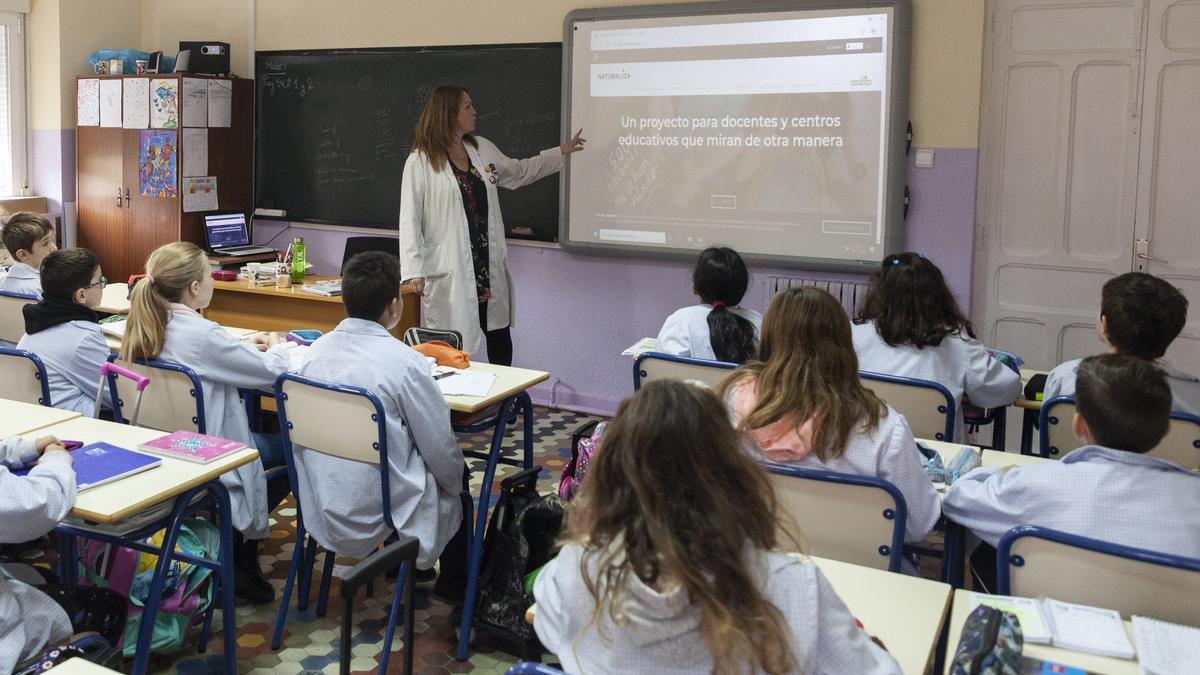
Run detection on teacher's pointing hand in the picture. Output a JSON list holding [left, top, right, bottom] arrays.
[[561, 129, 587, 155]]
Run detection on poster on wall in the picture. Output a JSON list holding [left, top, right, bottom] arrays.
[[77, 79, 100, 126], [181, 128, 208, 177], [150, 78, 179, 129], [182, 78, 208, 127], [139, 130, 177, 198], [122, 77, 149, 128], [99, 79, 122, 127], [208, 80, 232, 127], [182, 176, 218, 212]]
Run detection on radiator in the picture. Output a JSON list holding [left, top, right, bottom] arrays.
[[765, 276, 870, 316]]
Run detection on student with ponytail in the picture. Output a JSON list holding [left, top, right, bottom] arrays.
[[656, 247, 760, 364], [119, 241, 291, 603]]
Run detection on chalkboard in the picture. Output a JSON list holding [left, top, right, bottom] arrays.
[[255, 44, 562, 240]]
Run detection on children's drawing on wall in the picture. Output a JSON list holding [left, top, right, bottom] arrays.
[[140, 130, 178, 198], [150, 77, 179, 129]]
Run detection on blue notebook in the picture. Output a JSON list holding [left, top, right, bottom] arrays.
[[14, 442, 161, 492]]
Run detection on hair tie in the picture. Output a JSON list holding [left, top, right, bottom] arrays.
[[144, 275, 155, 286], [711, 301, 726, 309]]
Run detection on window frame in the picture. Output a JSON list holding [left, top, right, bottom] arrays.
[[0, 10, 26, 197]]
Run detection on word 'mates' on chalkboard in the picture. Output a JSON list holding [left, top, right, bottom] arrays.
[[255, 44, 562, 240]]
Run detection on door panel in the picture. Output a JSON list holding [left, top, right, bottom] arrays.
[[76, 126, 126, 279], [976, 0, 1143, 369], [1133, 0, 1200, 369]]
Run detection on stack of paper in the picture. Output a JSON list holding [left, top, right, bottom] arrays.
[[1133, 615, 1200, 675], [622, 337, 657, 357], [970, 593, 1134, 659], [436, 370, 497, 397], [100, 318, 128, 338]]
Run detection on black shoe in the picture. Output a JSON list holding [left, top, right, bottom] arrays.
[[233, 540, 275, 604], [431, 576, 467, 606]]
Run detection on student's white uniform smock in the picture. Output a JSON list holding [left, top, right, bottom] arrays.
[[534, 543, 901, 675], [0, 262, 41, 298], [18, 321, 110, 415], [155, 305, 289, 539], [398, 137, 563, 355], [943, 445, 1200, 556], [851, 321, 1021, 442], [0, 436, 75, 673], [656, 304, 763, 361], [1044, 357, 1200, 417], [292, 319, 466, 568]]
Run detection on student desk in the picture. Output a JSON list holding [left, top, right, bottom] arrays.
[[205, 274, 420, 338], [448, 362, 550, 660], [0, 397, 81, 436], [96, 282, 130, 314], [943, 590, 1140, 674], [103, 324, 259, 352], [37, 415, 257, 675]]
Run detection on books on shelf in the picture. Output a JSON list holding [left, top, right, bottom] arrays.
[[299, 280, 341, 296], [14, 442, 160, 491], [138, 430, 246, 464], [969, 593, 1135, 659]]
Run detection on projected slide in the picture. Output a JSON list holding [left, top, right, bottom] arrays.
[[564, 6, 906, 268]]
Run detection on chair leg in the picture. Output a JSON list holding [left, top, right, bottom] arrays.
[[197, 596, 215, 653], [378, 561, 408, 675], [298, 536, 319, 611], [316, 549, 336, 617], [272, 522, 308, 650], [402, 558, 414, 675], [520, 392, 534, 470]]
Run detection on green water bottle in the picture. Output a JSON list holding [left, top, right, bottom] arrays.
[[290, 237, 306, 283]]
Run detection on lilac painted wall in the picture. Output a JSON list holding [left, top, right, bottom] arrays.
[[31, 128, 76, 212], [255, 147, 978, 415]]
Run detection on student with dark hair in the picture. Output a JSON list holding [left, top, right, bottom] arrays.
[[294, 251, 469, 600], [944, 354, 1200, 587], [1044, 272, 1196, 416], [17, 249, 111, 415], [657, 247, 761, 363], [853, 252, 1020, 441], [0, 212, 58, 298], [534, 379, 900, 674]]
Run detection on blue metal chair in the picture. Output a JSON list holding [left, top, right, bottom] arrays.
[[0, 346, 51, 405], [763, 463, 908, 572], [1041, 396, 1200, 467], [0, 288, 38, 344], [633, 351, 738, 390], [998, 525, 1200, 624], [505, 663, 566, 674], [859, 371, 956, 441], [271, 372, 418, 675], [104, 354, 207, 432]]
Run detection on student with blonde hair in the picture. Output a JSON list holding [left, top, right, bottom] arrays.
[[120, 241, 290, 602], [534, 380, 899, 674], [721, 286, 941, 547]]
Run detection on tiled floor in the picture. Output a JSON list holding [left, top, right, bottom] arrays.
[[21, 405, 599, 674]]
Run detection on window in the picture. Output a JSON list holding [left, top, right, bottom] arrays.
[[0, 11, 25, 197]]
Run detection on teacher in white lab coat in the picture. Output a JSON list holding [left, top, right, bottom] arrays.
[[398, 85, 585, 364]]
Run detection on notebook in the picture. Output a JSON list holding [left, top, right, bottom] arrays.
[[970, 593, 1135, 659], [138, 431, 245, 464], [1132, 615, 1200, 675], [14, 442, 160, 491]]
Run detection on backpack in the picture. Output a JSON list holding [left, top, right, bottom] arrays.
[[77, 518, 219, 657], [476, 466, 566, 648], [558, 420, 607, 500]]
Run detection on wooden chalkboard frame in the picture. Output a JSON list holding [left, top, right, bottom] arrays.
[[254, 43, 563, 240]]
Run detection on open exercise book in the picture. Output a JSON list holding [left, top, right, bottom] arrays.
[[14, 442, 160, 491], [970, 593, 1135, 659], [1133, 616, 1200, 675]]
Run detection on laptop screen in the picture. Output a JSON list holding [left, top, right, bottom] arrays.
[[204, 212, 250, 248]]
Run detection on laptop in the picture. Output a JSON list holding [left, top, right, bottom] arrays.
[[203, 211, 278, 257]]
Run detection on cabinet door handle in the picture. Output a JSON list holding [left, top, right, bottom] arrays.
[[116, 187, 123, 208], [1137, 252, 1168, 264], [124, 187, 130, 207]]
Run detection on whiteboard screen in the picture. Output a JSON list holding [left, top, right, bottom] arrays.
[[562, 1, 911, 272]]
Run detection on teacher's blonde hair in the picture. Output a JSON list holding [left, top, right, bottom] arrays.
[[411, 84, 477, 172], [120, 241, 208, 363]]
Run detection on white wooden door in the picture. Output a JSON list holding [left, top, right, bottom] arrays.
[[974, 0, 1145, 369], [1131, 0, 1200, 369]]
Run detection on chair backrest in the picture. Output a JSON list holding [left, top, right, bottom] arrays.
[[998, 525, 1200, 625], [106, 355, 205, 432], [274, 373, 395, 528], [0, 289, 37, 343], [340, 236, 399, 274], [403, 326, 464, 351], [0, 347, 51, 405], [764, 463, 907, 572], [633, 351, 738, 391], [859, 371, 956, 441], [1041, 397, 1199, 468]]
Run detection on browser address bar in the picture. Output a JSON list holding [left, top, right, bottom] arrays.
[[590, 14, 886, 51]]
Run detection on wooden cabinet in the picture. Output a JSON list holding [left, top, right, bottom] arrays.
[[75, 75, 253, 282]]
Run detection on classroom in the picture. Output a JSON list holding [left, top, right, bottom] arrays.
[[1, 0, 1198, 673]]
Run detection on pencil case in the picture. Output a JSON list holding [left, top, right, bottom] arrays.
[[286, 329, 322, 346]]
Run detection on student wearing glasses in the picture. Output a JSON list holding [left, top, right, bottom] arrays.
[[17, 248, 112, 415]]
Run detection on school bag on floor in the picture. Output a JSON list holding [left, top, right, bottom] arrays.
[[77, 518, 219, 657], [476, 466, 566, 651], [558, 420, 607, 500]]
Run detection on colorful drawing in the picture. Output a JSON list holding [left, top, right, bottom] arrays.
[[139, 130, 178, 198], [150, 78, 179, 129]]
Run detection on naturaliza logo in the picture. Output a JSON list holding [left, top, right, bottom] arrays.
[[597, 69, 631, 81], [850, 74, 872, 85]]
